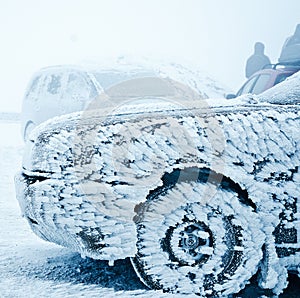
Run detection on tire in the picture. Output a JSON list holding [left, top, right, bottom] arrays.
[[131, 171, 265, 297]]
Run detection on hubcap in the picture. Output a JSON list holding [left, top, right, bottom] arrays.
[[167, 221, 213, 266], [180, 223, 211, 258]]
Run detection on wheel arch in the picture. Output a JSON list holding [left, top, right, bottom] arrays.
[[147, 167, 257, 211], [23, 120, 36, 141]]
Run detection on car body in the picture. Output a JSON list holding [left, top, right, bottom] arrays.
[[15, 66, 300, 297], [21, 63, 228, 141], [226, 63, 300, 99]]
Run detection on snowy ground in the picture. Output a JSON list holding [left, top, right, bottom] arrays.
[[0, 114, 299, 298]]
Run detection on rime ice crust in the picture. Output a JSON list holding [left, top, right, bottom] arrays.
[[16, 66, 300, 297], [132, 180, 264, 296], [15, 99, 300, 296]]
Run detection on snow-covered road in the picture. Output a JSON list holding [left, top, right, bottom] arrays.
[[0, 116, 299, 298]]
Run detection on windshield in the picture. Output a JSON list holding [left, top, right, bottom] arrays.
[[92, 69, 204, 104], [92, 70, 156, 90]]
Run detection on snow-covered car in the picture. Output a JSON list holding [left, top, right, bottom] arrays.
[[21, 65, 153, 141], [15, 67, 300, 297], [226, 62, 300, 99], [21, 62, 227, 141]]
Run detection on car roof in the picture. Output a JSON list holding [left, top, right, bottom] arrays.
[[251, 67, 298, 77], [258, 62, 300, 74], [34, 64, 158, 76]]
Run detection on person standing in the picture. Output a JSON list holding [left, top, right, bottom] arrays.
[[245, 42, 271, 78]]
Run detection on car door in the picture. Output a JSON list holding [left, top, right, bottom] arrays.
[[61, 71, 98, 115], [236, 75, 258, 96], [21, 73, 46, 140], [251, 73, 271, 94], [37, 71, 65, 123]]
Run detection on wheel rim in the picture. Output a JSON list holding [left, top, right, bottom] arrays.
[[164, 219, 213, 266]]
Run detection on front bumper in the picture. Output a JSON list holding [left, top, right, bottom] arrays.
[[14, 170, 137, 261]]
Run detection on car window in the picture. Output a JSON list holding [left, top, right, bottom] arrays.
[[251, 74, 270, 94], [65, 72, 90, 100], [237, 76, 258, 96], [47, 74, 62, 95], [105, 77, 178, 99], [25, 75, 42, 98], [93, 70, 156, 90], [274, 73, 292, 85]]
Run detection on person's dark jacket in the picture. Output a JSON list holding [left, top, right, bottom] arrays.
[[246, 42, 271, 78]]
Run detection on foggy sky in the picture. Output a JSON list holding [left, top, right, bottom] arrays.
[[1, 0, 300, 111]]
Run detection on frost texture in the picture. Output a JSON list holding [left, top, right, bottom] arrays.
[[15, 77, 300, 295], [133, 180, 264, 296], [259, 70, 300, 105]]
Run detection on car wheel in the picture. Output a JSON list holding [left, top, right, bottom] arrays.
[[131, 173, 264, 297]]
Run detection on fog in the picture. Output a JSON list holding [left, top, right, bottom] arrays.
[[1, 0, 300, 112]]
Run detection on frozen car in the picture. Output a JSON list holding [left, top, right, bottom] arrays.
[[15, 68, 300, 297], [226, 63, 300, 99], [21, 65, 155, 141], [21, 63, 227, 141]]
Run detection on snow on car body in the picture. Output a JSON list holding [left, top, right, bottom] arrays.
[[15, 68, 300, 297]]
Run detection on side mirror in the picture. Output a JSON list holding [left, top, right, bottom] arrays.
[[225, 93, 236, 99]]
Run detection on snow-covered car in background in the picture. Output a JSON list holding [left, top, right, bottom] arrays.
[[21, 62, 227, 141], [15, 66, 300, 297], [226, 62, 300, 99]]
